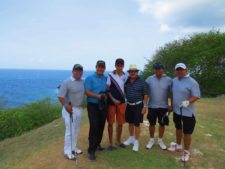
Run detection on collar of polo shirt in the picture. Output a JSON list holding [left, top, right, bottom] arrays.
[[70, 76, 81, 81]]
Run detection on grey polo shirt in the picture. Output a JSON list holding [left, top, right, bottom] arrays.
[[58, 76, 84, 107], [172, 74, 200, 117], [145, 74, 172, 109]]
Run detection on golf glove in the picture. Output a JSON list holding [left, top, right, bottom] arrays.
[[180, 100, 190, 108]]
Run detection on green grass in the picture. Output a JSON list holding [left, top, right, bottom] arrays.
[[0, 98, 225, 169]]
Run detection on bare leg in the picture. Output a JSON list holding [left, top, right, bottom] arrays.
[[158, 125, 165, 138], [176, 129, 183, 145], [129, 123, 134, 136], [134, 126, 140, 140], [184, 134, 191, 150], [117, 124, 123, 144], [149, 125, 155, 138], [108, 124, 113, 145]]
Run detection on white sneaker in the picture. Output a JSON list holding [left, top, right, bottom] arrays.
[[75, 148, 83, 155], [132, 140, 139, 152], [64, 153, 76, 160], [146, 139, 155, 149], [181, 150, 190, 162], [157, 139, 167, 150], [167, 142, 182, 152], [123, 136, 135, 146]]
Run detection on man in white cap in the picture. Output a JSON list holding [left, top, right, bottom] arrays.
[[168, 63, 200, 162], [123, 64, 149, 152], [58, 64, 84, 160]]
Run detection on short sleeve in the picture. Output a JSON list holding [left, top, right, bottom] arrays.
[[191, 81, 201, 98], [144, 81, 149, 95], [58, 81, 67, 98], [84, 76, 92, 90], [106, 75, 111, 86], [168, 78, 172, 93]]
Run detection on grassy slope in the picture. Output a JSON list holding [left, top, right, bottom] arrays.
[[0, 98, 225, 169]]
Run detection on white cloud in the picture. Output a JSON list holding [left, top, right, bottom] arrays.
[[137, 0, 225, 31], [160, 23, 171, 32]]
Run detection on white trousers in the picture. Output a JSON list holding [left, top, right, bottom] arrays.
[[62, 107, 83, 155]]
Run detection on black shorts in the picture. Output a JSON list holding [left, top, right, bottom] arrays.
[[125, 103, 143, 127], [173, 113, 196, 134], [147, 108, 169, 126]]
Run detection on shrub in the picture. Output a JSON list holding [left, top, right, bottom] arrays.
[[0, 98, 61, 141]]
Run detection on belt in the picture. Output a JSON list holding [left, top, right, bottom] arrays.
[[127, 101, 143, 106]]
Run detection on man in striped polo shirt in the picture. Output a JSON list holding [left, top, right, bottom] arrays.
[[123, 64, 149, 152]]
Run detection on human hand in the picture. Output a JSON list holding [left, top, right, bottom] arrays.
[[179, 100, 190, 108], [114, 99, 121, 105], [168, 105, 173, 112], [65, 104, 73, 114], [142, 107, 147, 115]]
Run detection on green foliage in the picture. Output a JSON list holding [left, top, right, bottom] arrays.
[[142, 30, 225, 97], [0, 98, 61, 141], [0, 96, 7, 111]]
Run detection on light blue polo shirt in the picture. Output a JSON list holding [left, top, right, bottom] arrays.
[[84, 73, 107, 104], [146, 74, 172, 109], [172, 74, 200, 117]]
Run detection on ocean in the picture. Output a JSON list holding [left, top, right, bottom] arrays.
[[0, 69, 95, 108]]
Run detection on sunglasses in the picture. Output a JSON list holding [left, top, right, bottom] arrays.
[[129, 70, 138, 73], [176, 68, 185, 71]]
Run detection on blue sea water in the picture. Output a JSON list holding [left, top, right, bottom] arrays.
[[0, 69, 94, 108]]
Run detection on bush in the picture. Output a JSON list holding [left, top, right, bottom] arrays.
[[141, 30, 225, 97], [0, 98, 61, 141]]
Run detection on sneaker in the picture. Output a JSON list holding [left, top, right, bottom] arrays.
[[88, 153, 96, 161], [97, 145, 105, 151], [123, 136, 135, 146], [118, 143, 126, 148], [64, 153, 76, 160], [132, 140, 139, 152], [157, 139, 167, 150], [72, 148, 83, 155], [107, 145, 117, 151], [146, 139, 155, 149], [181, 150, 190, 162], [167, 142, 182, 152]]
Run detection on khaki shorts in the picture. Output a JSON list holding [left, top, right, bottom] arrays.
[[107, 104, 126, 125]]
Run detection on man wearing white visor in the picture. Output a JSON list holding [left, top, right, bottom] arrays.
[[168, 63, 200, 162]]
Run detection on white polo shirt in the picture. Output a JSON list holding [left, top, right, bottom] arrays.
[[106, 72, 128, 94]]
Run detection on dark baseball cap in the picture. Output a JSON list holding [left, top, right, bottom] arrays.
[[96, 60, 106, 67], [73, 64, 83, 71], [115, 58, 124, 66], [153, 63, 164, 69]]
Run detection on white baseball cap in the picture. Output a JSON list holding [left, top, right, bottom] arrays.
[[175, 63, 187, 70]]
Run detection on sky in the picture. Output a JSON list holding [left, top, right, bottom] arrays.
[[0, 0, 225, 71]]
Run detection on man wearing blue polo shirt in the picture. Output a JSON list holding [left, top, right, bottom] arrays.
[[145, 63, 172, 150], [168, 63, 200, 163], [84, 60, 107, 161]]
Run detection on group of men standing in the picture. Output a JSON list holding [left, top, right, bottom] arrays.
[[58, 58, 200, 163]]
